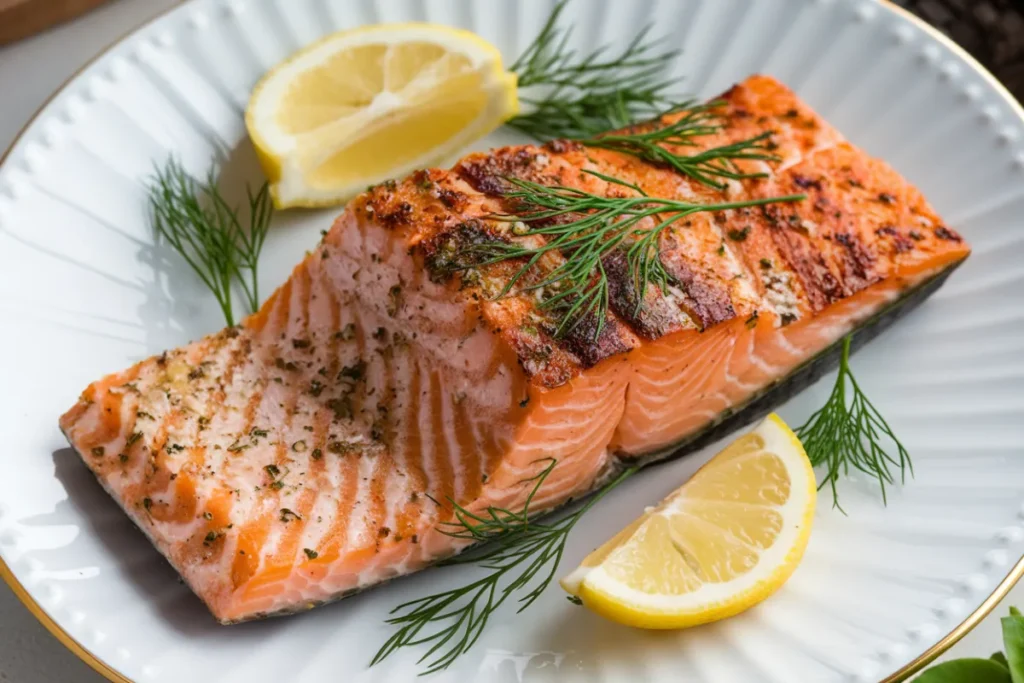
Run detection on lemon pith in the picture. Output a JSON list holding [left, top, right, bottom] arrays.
[[245, 23, 519, 208], [561, 414, 816, 630]]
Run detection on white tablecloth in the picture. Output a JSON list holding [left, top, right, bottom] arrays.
[[0, 1, 1020, 680]]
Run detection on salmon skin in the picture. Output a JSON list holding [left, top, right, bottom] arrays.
[[59, 75, 969, 623]]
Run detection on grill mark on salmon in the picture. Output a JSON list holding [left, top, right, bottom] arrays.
[[603, 250, 690, 339], [659, 250, 738, 329], [59, 75, 969, 623]]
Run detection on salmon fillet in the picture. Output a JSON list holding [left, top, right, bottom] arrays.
[[59, 75, 970, 623]]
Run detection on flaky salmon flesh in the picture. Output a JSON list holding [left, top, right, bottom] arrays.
[[60, 75, 969, 623]]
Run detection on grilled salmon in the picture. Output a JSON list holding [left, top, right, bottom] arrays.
[[59, 75, 970, 623]]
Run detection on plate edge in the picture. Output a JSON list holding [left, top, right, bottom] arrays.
[[0, 1, 1021, 682], [878, 2, 1024, 680], [0, 555, 131, 683], [0, 4, 186, 682]]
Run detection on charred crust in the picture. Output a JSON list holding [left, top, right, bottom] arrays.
[[833, 232, 878, 288], [934, 226, 963, 242], [437, 188, 467, 211], [767, 213, 844, 312], [542, 139, 582, 155], [505, 327, 578, 389], [788, 245, 844, 310], [792, 174, 822, 191], [892, 235, 915, 253], [455, 147, 553, 196], [555, 313, 636, 369], [876, 225, 915, 254], [380, 201, 413, 227], [363, 185, 414, 229], [660, 254, 736, 329], [420, 220, 508, 284], [603, 250, 682, 339]]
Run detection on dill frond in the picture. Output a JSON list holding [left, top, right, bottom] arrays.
[[579, 101, 781, 190], [455, 173, 804, 339], [147, 158, 273, 325], [372, 460, 636, 675], [796, 336, 912, 511], [507, 0, 678, 140]]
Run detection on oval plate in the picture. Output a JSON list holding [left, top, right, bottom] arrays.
[[1, 0, 1023, 681]]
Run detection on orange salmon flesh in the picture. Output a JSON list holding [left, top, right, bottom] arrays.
[[59, 75, 969, 623]]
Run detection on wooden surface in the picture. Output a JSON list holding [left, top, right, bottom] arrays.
[[0, 0, 115, 46]]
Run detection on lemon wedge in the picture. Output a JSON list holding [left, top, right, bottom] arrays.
[[561, 414, 816, 629], [245, 24, 519, 208]]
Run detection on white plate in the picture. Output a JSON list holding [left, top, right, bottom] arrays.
[[1, 0, 1023, 681]]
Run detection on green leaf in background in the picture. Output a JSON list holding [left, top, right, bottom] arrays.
[[1002, 606, 1024, 683], [994, 652, 1011, 668], [913, 658, 1011, 683]]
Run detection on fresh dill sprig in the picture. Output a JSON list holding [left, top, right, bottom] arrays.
[[148, 158, 273, 325], [457, 173, 804, 339], [507, 0, 678, 140], [372, 460, 637, 675], [579, 102, 780, 190], [796, 336, 912, 511], [207, 178, 272, 315]]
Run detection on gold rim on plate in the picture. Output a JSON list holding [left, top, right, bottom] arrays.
[[0, 1, 1021, 682]]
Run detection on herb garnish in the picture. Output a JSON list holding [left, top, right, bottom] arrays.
[[372, 460, 636, 674], [454, 172, 803, 338], [578, 104, 779, 190], [796, 337, 911, 510], [148, 157, 273, 326], [507, 0, 678, 140], [339, 360, 366, 381], [727, 226, 751, 241], [914, 606, 1022, 682]]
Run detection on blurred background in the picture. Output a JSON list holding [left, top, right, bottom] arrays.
[[0, 0, 1021, 681], [895, 0, 1024, 99], [1, 0, 1023, 101]]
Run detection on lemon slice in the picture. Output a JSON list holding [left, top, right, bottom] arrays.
[[246, 24, 519, 208], [561, 414, 816, 629]]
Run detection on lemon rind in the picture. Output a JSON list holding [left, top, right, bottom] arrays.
[[244, 22, 519, 209], [566, 415, 817, 628]]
